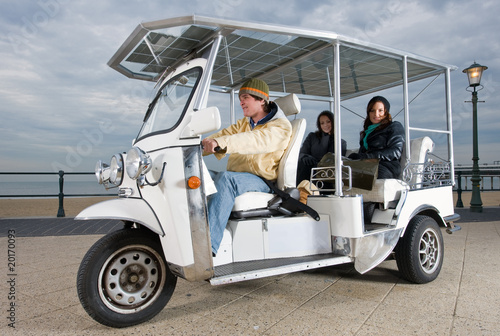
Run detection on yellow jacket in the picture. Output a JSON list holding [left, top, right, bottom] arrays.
[[208, 105, 292, 181]]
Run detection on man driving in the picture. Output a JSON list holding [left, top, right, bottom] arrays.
[[202, 78, 292, 255]]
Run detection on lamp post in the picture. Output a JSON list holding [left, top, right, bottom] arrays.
[[462, 61, 488, 213]]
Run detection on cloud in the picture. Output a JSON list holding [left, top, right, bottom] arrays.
[[0, 0, 499, 175]]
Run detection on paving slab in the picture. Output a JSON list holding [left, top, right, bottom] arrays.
[[0, 208, 499, 335]]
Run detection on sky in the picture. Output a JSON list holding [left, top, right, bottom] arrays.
[[1, 0, 499, 175]]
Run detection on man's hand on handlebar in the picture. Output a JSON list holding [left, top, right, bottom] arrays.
[[202, 138, 221, 153]]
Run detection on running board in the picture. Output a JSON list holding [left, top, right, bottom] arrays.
[[209, 254, 353, 286]]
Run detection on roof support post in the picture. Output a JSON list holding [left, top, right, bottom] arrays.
[[402, 55, 410, 162], [333, 43, 343, 196], [193, 34, 223, 111], [230, 89, 236, 124], [445, 67, 455, 183]]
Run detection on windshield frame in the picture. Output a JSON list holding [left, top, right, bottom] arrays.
[[135, 66, 203, 142]]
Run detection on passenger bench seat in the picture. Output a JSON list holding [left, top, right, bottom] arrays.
[[343, 136, 434, 208]]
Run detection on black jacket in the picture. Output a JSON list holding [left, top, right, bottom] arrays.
[[299, 132, 347, 161], [296, 132, 347, 184], [356, 121, 405, 179]]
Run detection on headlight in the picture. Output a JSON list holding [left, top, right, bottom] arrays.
[[126, 147, 152, 180], [109, 154, 124, 185], [95, 160, 110, 184]]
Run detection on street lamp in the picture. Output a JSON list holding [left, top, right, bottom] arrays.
[[462, 61, 488, 213]]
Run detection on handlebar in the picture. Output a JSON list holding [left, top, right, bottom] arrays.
[[200, 141, 222, 153]]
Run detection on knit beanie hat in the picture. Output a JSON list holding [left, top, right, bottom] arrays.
[[368, 96, 390, 113], [239, 78, 269, 102]]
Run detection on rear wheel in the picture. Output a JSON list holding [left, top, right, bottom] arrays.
[[395, 215, 443, 284], [77, 228, 177, 327]]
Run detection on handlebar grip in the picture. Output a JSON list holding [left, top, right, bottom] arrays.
[[200, 141, 222, 153]]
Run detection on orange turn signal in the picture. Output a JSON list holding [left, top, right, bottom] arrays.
[[187, 176, 201, 189]]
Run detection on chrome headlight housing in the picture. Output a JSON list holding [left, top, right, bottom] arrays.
[[126, 147, 152, 180], [109, 153, 124, 185], [95, 160, 110, 184]]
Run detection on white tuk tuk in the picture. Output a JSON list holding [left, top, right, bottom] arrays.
[[76, 15, 461, 327]]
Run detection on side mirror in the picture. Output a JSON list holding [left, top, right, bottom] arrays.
[[181, 106, 221, 138]]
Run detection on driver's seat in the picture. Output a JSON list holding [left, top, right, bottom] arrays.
[[231, 93, 306, 218]]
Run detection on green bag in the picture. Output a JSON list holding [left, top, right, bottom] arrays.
[[317, 153, 379, 190]]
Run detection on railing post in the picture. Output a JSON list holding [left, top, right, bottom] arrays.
[[57, 170, 66, 217], [456, 171, 464, 208]]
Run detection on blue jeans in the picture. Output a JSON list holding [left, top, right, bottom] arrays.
[[208, 171, 270, 254]]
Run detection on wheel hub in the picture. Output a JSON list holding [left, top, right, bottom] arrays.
[[419, 229, 440, 274], [100, 248, 163, 311], [120, 264, 147, 292]]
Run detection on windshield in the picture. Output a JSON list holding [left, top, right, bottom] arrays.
[[137, 67, 202, 140]]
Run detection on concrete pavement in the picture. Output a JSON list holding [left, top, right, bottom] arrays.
[[0, 208, 499, 335]]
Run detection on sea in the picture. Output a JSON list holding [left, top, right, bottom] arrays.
[[0, 179, 116, 198]]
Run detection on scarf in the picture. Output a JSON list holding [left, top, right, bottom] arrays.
[[363, 123, 379, 150]]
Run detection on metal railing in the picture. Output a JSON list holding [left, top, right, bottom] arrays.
[[1, 166, 498, 215], [310, 160, 453, 193], [454, 166, 500, 207], [0, 171, 112, 217]]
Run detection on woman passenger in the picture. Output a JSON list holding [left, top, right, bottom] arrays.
[[348, 96, 404, 179], [296, 110, 347, 185]]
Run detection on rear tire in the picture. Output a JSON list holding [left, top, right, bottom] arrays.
[[395, 215, 443, 284], [77, 228, 177, 327]]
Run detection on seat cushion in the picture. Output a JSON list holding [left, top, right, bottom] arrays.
[[232, 192, 274, 212], [344, 178, 409, 208]]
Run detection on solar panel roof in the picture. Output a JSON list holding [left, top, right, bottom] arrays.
[[108, 15, 456, 100]]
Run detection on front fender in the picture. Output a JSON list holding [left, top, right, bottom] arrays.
[[75, 198, 164, 235]]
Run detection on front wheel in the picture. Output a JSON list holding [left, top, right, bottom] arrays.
[[77, 228, 177, 328], [395, 215, 444, 284]]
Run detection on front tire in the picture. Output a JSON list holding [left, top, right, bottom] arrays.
[[77, 228, 177, 328], [395, 215, 444, 284]]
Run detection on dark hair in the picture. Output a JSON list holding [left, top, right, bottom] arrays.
[[362, 96, 392, 134], [315, 110, 334, 139], [250, 94, 272, 113]]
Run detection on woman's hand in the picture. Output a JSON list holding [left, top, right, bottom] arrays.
[[348, 152, 361, 160], [301, 154, 317, 166]]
